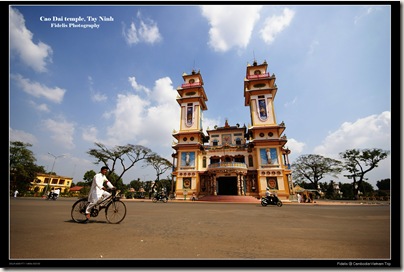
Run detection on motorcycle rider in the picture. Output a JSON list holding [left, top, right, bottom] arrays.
[[265, 187, 275, 203], [54, 188, 60, 198]]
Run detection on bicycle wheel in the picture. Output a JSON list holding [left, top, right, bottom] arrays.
[[105, 200, 126, 224], [162, 196, 168, 203], [71, 198, 89, 223], [152, 197, 158, 203]]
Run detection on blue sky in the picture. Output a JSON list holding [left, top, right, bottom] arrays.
[[9, 4, 393, 188]]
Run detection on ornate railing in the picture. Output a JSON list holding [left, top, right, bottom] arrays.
[[246, 73, 270, 80], [208, 162, 247, 169], [181, 82, 202, 88]]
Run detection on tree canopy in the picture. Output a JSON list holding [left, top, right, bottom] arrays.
[[291, 154, 343, 189], [340, 148, 389, 199], [9, 141, 45, 192], [87, 142, 153, 184]]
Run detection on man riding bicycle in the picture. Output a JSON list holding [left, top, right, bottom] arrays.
[[85, 166, 115, 220]]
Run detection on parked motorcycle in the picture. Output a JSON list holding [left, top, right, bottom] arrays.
[[261, 195, 282, 207]]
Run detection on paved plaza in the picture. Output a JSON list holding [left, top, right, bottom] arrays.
[[7, 197, 396, 268]]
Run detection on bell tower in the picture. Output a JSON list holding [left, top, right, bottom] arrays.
[[244, 59, 292, 200], [244, 59, 277, 126], [171, 69, 209, 198]]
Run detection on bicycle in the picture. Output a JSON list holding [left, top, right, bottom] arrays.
[[71, 189, 127, 224]]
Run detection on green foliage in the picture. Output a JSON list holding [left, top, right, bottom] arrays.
[[9, 141, 46, 193], [87, 142, 153, 185], [376, 179, 390, 190], [291, 154, 343, 189], [83, 170, 96, 183], [340, 148, 389, 199]]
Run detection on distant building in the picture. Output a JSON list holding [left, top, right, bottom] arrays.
[[30, 173, 73, 195], [171, 60, 293, 201]]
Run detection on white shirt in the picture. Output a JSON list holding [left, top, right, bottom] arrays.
[[88, 172, 114, 203]]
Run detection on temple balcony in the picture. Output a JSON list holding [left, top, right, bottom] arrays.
[[181, 82, 202, 88], [208, 162, 248, 170], [246, 73, 271, 80]]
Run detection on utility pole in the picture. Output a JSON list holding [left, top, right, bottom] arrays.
[[44, 152, 65, 196]]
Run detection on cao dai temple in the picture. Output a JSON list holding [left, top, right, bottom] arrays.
[[171, 59, 293, 201]]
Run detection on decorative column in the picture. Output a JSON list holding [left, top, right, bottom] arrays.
[[213, 175, 217, 195], [237, 174, 241, 196]]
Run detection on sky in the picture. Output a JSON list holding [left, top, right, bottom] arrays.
[[9, 3, 394, 189]]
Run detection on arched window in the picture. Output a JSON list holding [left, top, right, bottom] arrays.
[[248, 155, 253, 167]]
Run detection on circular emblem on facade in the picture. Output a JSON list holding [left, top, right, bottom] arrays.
[[189, 79, 195, 84], [190, 137, 194, 141], [259, 133, 264, 137], [268, 179, 277, 189], [268, 132, 273, 137], [184, 180, 191, 187], [183, 137, 187, 141]]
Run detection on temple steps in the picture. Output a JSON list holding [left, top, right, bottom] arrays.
[[197, 195, 261, 203]]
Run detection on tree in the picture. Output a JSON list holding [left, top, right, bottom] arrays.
[[340, 148, 389, 200], [87, 142, 152, 185], [291, 154, 343, 191], [144, 153, 173, 198], [83, 170, 96, 184], [9, 141, 45, 193], [376, 178, 390, 190]]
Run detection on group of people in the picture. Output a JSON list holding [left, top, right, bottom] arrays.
[[48, 187, 61, 198], [296, 192, 314, 203]]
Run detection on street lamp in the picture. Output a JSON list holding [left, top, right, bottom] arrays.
[[44, 152, 65, 196]]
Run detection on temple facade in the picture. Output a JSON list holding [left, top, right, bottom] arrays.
[[171, 60, 293, 201]]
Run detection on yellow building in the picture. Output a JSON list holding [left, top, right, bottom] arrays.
[[30, 173, 73, 195], [171, 60, 293, 201]]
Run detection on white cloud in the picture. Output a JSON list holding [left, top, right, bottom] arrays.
[[9, 7, 53, 73], [259, 8, 295, 45], [88, 76, 107, 102], [82, 126, 99, 143], [284, 138, 306, 156], [29, 101, 50, 112], [42, 118, 75, 149], [88, 76, 179, 160], [122, 22, 139, 45], [11, 74, 66, 103], [313, 111, 391, 158], [284, 96, 298, 108], [122, 12, 162, 46], [9, 128, 37, 145], [354, 6, 379, 25], [105, 93, 149, 145], [307, 40, 319, 55], [138, 20, 162, 44], [129, 76, 150, 94], [201, 5, 262, 52]]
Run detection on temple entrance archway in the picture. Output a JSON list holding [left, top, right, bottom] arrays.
[[217, 176, 237, 195]]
